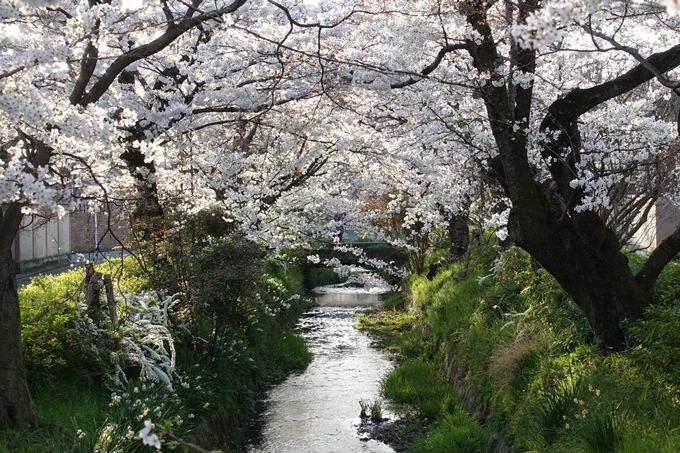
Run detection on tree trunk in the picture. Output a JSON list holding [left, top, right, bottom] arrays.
[[0, 143, 51, 428], [507, 208, 649, 350], [448, 212, 470, 260], [0, 235, 36, 429]]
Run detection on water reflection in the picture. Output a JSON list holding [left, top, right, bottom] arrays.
[[246, 287, 394, 453]]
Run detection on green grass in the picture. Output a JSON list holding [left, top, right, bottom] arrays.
[[359, 245, 680, 453], [412, 411, 491, 453], [265, 330, 311, 381], [381, 360, 458, 419], [0, 379, 108, 453]]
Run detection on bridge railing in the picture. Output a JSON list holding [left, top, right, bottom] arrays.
[[316, 226, 387, 248]]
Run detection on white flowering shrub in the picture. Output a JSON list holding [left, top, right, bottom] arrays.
[[106, 292, 177, 391]]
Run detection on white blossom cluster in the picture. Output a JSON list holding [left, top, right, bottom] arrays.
[[107, 292, 177, 390], [1, 0, 679, 275]]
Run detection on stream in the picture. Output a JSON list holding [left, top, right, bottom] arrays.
[[245, 284, 396, 453]]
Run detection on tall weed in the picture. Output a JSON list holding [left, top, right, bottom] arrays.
[[532, 378, 582, 444], [381, 360, 457, 418]]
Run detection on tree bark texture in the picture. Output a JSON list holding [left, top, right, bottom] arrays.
[[0, 229, 36, 429], [0, 141, 51, 428]]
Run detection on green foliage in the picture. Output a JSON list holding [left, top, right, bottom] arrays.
[[265, 331, 311, 381], [304, 267, 344, 289], [96, 256, 154, 295], [369, 399, 385, 422], [0, 380, 108, 453], [10, 211, 311, 453], [19, 270, 110, 381], [195, 238, 264, 323], [359, 398, 370, 418], [358, 398, 387, 422], [412, 411, 491, 453], [653, 261, 680, 305], [356, 308, 420, 359], [624, 255, 680, 388], [531, 378, 581, 443], [71, 379, 189, 453], [381, 360, 458, 419], [265, 260, 305, 295], [574, 405, 619, 453], [360, 243, 680, 453], [382, 290, 407, 310], [625, 303, 680, 387]]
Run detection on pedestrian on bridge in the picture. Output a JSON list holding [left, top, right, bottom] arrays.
[[333, 212, 346, 243]]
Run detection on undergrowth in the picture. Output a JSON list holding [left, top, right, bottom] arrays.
[[360, 244, 680, 453], [2, 244, 312, 453]]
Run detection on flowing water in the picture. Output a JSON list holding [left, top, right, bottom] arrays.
[[245, 285, 395, 453]]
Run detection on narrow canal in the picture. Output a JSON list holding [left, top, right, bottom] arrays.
[[246, 284, 395, 453]]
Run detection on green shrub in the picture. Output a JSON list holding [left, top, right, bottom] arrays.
[[20, 271, 110, 381], [265, 260, 304, 295]]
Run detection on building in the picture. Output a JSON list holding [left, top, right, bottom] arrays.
[[11, 212, 71, 274], [11, 204, 129, 275], [628, 197, 680, 253]]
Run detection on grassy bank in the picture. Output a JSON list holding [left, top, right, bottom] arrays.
[[359, 245, 680, 452], [1, 250, 313, 453]]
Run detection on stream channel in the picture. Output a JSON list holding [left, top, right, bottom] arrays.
[[245, 283, 396, 453]]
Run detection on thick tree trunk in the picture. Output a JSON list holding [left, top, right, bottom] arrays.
[[508, 208, 649, 350], [120, 145, 164, 221], [0, 207, 36, 429]]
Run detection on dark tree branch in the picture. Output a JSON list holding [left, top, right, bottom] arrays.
[[636, 220, 680, 297], [75, 0, 249, 107], [69, 41, 99, 105], [391, 43, 468, 88], [540, 43, 680, 202], [0, 66, 25, 80]]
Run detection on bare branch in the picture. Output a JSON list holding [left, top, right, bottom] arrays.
[[582, 23, 680, 90], [0, 66, 25, 80], [391, 43, 468, 88]]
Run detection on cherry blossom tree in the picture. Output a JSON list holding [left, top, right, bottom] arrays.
[[402, 0, 680, 350], [264, 0, 680, 350], [0, 0, 398, 429], [1, 0, 254, 429], [4, 0, 680, 431]]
